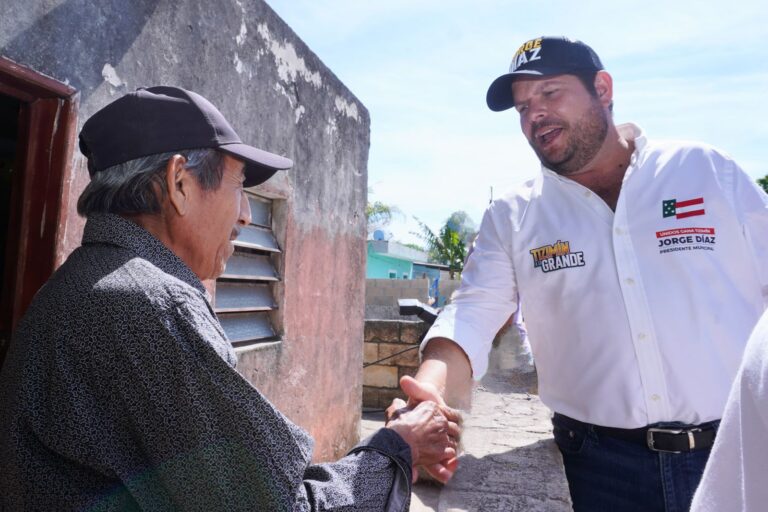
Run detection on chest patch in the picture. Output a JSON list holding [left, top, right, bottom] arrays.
[[656, 227, 716, 254], [529, 240, 586, 273]]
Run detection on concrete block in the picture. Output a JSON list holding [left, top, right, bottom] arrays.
[[363, 386, 406, 410], [364, 305, 401, 321], [400, 321, 430, 344], [364, 320, 401, 343], [376, 387, 407, 409], [362, 386, 380, 409], [378, 343, 420, 367], [369, 289, 385, 299], [363, 365, 399, 388], [363, 342, 379, 364], [368, 296, 393, 306]]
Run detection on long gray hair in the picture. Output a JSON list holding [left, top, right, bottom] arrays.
[[77, 148, 224, 217]]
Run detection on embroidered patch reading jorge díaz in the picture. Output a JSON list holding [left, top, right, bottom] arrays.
[[656, 227, 716, 254], [529, 240, 585, 273]]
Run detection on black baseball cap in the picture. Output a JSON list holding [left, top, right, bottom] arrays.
[[486, 36, 604, 112], [79, 86, 293, 187]]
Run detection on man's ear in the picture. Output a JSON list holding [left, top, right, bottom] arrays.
[[165, 154, 192, 216], [593, 71, 613, 108]]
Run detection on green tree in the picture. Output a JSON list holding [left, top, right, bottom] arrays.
[[366, 201, 395, 233], [445, 210, 478, 245], [413, 218, 467, 280], [758, 175, 768, 194]]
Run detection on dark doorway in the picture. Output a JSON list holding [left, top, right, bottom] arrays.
[[0, 94, 21, 353], [0, 58, 78, 366]]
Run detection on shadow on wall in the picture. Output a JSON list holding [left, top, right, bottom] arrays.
[[2, 0, 160, 99]]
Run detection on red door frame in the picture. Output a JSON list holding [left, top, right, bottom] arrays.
[[0, 57, 78, 336]]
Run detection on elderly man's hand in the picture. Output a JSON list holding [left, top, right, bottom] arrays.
[[389, 376, 464, 483], [385, 400, 459, 471]]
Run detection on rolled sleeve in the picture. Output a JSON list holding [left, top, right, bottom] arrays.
[[421, 202, 519, 379]]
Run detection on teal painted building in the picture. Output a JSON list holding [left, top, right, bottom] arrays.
[[366, 248, 414, 279], [366, 240, 430, 279]]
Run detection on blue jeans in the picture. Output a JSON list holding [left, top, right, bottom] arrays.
[[552, 414, 716, 512]]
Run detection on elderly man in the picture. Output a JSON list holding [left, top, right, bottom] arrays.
[[0, 87, 457, 511], [399, 37, 768, 511]]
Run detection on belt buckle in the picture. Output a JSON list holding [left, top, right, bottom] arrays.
[[646, 427, 702, 453]]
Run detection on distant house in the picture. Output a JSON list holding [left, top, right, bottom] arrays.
[[367, 239, 427, 279]]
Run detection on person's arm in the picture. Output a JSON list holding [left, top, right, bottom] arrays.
[[300, 400, 459, 511], [420, 200, 519, 384], [396, 201, 520, 481], [405, 338, 473, 411], [44, 288, 452, 511]]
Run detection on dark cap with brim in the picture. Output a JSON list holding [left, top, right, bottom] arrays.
[[486, 36, 604, 112], [79, 86, 292, 187]]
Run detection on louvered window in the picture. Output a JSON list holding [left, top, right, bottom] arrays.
[[215, 193, 281, 349]]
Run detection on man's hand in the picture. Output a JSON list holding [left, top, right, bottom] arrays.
[[400, 375, 443, 408], [388, 377, 463, 483], [385, 400, 460, 477], [388, 338, 473, 483]]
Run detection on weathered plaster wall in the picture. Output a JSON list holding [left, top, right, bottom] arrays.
[[1, 0, 369, 460]]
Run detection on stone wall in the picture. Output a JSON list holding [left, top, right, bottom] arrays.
[[1, 0, 368, 461], [363, 319, 430, 409]]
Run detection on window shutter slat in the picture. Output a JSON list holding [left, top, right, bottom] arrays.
[[215, 282, 276, 312], [221, 252, 278, 281], [219, 312, 276, 344], [248, 195, 272, 228], [234, 225, 281, 252]]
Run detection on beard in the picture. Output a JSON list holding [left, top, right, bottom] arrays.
[[529, 99, 609, 176]]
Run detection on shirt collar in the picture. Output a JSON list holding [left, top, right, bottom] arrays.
[[82, 213, 206, 294], [540, 122, 647, 180]]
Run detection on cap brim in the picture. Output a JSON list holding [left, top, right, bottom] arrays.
[[486, 68, 577, 112], [218, 142, 293, 187]]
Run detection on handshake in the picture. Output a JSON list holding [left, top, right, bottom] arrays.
[[384, 376, 464, 483]]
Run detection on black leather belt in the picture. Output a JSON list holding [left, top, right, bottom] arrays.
[[554, 413, 719, 453]]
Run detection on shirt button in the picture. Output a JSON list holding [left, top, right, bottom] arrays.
[[638, 332, 647, 340], [584, 190, 592, 198], [625, 277, 635, 285], [651, 394, 661, 401], [615, 227, 625, 235]]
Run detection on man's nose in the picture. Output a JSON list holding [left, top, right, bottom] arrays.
[[238, 191, 252, 226], [528, 98, 548, 121]]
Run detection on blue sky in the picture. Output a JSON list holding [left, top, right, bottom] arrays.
[[267, 1, 768, 244]]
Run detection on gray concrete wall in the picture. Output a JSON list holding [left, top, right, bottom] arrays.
[[1, 0, 369, 461], [365, 277, 462, 319]]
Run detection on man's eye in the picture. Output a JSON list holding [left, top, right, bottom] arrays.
[[543, 88, 558, 97], [515, 105, 528, 113]]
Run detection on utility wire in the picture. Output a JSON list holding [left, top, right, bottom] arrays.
[[363, 345, 419, 368]]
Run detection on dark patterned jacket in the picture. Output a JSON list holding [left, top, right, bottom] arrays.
[[0, 213, 412, 511]]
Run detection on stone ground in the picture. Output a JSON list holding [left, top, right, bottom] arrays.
[[362, 331, 573, 511]]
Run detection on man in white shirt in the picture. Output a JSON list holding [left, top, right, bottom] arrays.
[[398, 36, 768, 511]]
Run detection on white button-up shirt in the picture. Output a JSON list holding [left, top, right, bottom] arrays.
[[423, 124, 768, 428]]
